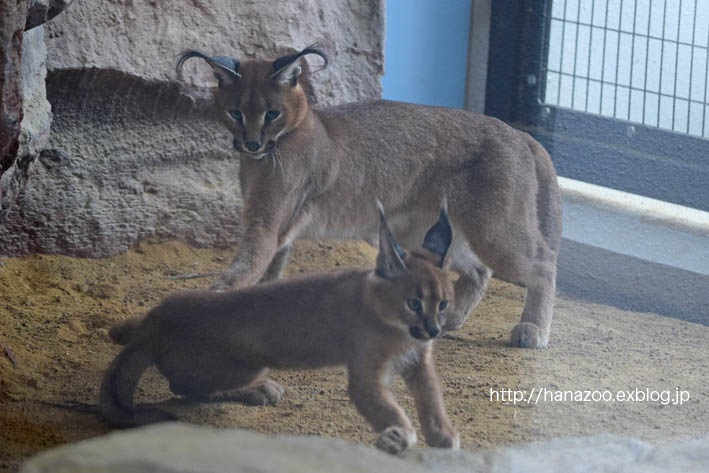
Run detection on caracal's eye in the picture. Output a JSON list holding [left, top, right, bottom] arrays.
[[407, 299, 422, 312], [229, 109, 243, 122], [265, 110, 281, 122], [439, 300, 448, 311]]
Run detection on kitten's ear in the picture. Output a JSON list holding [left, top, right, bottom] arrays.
[[422, 198, 453, 268], [177, 50, 241, 88], [375, 200, 407, 279], [270, 44, 328, 87]]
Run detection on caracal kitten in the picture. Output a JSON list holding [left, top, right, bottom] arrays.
[[100, 202, 459, 454]]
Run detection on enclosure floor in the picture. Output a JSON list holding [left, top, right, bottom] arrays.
[[1, 240, 707, 472]]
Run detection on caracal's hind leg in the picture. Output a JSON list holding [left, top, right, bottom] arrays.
[[443, 240, 492, 332], [159, 349, 283, 404], [510, 248, 557, 348], [165, 366, 259, 401], [509, 135, 563, 348], [451, 134, 561, 348], [209, 370, 285, 406], [258, 244, 292, 283], [475, 229, 559, 348], [456, 210, 559, 348]]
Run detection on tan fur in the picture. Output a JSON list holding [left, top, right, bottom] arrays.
[[177, 46, 562, 348], [108, 317, 143, 345], [99, 210, 459, 454]]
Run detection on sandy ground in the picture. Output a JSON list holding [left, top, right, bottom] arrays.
[[1, 240, 708, 472]]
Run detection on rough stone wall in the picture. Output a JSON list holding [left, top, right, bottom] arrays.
[[0, 0, 384, 257], [25, 0, 74, 30], [44, 0, 384, 105], [0, 0, 30, 217], [19, 27, 51, 161], [0, 1, 73, 218]]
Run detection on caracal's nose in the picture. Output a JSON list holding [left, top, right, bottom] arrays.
[[424, 318, 441, 338], [245, 141, 262, 152]]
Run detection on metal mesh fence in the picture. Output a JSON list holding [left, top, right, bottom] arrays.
[[543, 0, 709, 138]]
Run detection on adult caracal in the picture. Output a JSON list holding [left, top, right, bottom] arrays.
[[177, 45, 562, 348], [100, 203, 458, 454]]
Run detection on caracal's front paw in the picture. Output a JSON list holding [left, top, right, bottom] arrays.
[[425, 427, 460, 450], [239, 379, 285, 406], [209, 280, 231, 292], [442, 315, 465, 333], [511, 322, 548, 348], [375, 426, 417, 455], [442, 308, 471, 333], [210, 269, 240, 292]]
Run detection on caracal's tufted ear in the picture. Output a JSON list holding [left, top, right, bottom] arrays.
[[176, 50, 241, 88], [422, 198, 453, 268], [270, 44, 328, 87]]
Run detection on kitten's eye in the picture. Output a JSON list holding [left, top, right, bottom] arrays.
[[407, 299, 422, 312], [265, 110, 281, 122], [439, 300, 448, 311], [229, 109, 243, 122]]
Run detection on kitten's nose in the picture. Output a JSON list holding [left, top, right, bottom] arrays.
[[244, 141, 262, 152], [423, 318, 441, 338]]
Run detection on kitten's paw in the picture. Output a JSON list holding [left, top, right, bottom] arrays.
[[442, 312, 467, 332], [208, 281, 230, 292], [425, 427, 460, 450], [240, 379, 285, 406], [450, 432, 461, 450], [511, 322, 548, 348], [213, 379, 285, 405], [375, 426, 417, 455], [209, 269, 240, 292], [259, 379, 286, 402]]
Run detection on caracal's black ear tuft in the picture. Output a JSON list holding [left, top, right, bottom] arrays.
[[375, 199, 408, 279], [176, 50, 241, 88], [422, 198, 453, 268], [270, 43, 329, 87]]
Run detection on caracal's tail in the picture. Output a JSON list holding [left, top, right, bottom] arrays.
[[99, 338, 175, 427]]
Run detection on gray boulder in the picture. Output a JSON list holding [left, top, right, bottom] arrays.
[[18, 423, 709, 473]]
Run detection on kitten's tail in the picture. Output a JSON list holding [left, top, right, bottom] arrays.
[[99, 338, 175, 427], [108, 317, 144, 345]]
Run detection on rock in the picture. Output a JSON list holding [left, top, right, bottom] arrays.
[[19, 423, 428, 473], [0, 71, 241, 257], [25, 0, 73, 31], [18, 423, 709, 473], [1, 25, 51, 220], [19, 26, 51, 169], [0, 0, 385, 257], [0, 0, 29, 216], [44, 0, 384, 105], [1, 0, 71, 221]]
